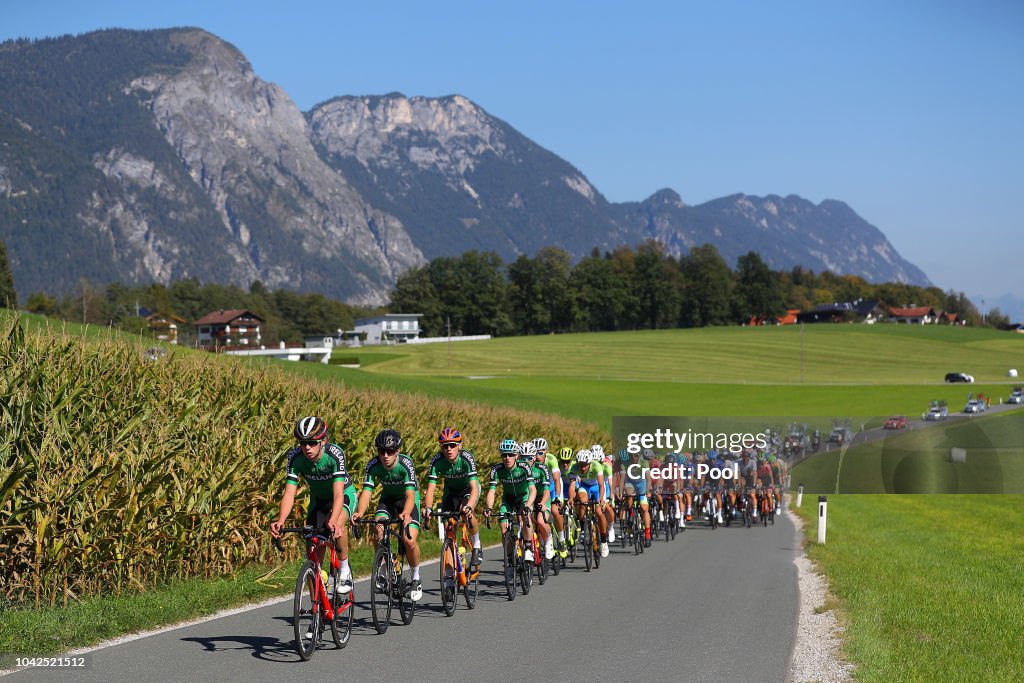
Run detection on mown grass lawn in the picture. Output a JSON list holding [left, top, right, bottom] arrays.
[[793, 496, 1024, 682]]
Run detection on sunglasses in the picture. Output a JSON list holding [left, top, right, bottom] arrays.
[[440, 442, 459, 449], [299, 439, 323, 447], [501, 452, 518, 458], [378, 447, 399, 455]]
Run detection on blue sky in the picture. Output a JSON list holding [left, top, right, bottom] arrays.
[[5, 1, 1022, 318]]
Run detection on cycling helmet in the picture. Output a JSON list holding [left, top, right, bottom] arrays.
[[438, 427, 462, 443], [374, 428, 402, 451], [532, 437, 548, 454], [557, 446, 574, 462], [499, 438, 519, 454], [666, 453, 679, 464], [520, 441, 538, 459], [294, 416, 328, 441], [642, 448, 655, 460], [575, 449, 593, 463], [618, 449, 630, 463], [590, 444, 604, 457]]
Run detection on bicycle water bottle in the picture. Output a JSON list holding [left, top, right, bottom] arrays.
[[457, 545, 467, 572]]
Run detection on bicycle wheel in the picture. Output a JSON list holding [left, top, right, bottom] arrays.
[[633, 516, 642, 555], [744, 504, 752, 529], [520, 551, 532, 595], [370, 547, 393, 634], [398, 561, 415, 625], [464, 559, 479, 609], [293, 561, 319, 660], [619, 515, 628, 548], [567, 515, 578, 564], [593, 521, 602, 569], [502, 530, 517, 601], [581, 519, 593, 572], [329, 570, 353, 649], [440, 538, 458, 617]]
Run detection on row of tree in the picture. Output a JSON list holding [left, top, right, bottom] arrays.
[[19, 276, 374, 346], [390, 242, 1001, 337], [3, 236, 1010, 339]]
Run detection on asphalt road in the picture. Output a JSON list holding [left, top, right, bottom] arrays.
[[7, 514, 799, 682]]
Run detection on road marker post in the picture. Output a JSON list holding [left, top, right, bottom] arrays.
[[817, 495, 827, 544], [796, 483, 804, 507]]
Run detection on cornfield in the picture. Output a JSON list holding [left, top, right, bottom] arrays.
[[0, 315, 603, 607]]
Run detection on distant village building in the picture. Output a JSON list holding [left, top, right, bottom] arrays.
[[145, 312, 187, 344], [796, 300, 884, 324], [193, 309, 265, 348], [354, 314, 423, 344], [888, 306, 938, 324]]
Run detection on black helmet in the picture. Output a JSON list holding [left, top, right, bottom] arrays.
[[294, 416, 328, 441], [374, 429, 403, 451]]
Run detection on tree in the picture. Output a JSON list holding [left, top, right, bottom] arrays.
[[25, 291, 58, 316], [0, 238, 16, 308], [390, 265, 443, 336], [633, 241, 680, 329], [569, 251, 630, 332], [733, 251, 783, 322], [680, 244, 732, 327]]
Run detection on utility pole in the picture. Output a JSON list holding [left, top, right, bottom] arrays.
[[800, 322, 805, 383], [447, 314, 451, 369]]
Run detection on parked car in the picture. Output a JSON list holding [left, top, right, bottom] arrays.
[[1008, 386, 1024, 404], [884, 415, 908, 430], [925, 400, 949, 421], [945, 372, 974, 383]]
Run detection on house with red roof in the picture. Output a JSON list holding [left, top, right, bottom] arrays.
[[888, 306, 938, 324], [192, 309, 265, 348]]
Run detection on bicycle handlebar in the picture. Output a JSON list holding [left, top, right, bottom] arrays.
[[352, 516, 413, 539], [273, 525, 333, 552]]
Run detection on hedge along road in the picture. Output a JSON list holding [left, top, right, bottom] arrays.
[[5, 516, 799, 681]]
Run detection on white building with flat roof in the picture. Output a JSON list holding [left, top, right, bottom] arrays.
[[354, 314, 423, 344]]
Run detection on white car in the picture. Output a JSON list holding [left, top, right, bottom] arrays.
[[924, 400, 949, 420], [1008, 387, 1024, 404], [963, 399, 986, 414]]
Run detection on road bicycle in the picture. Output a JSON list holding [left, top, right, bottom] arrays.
[[427, 508, 480, 616], [274, 526, 354, 660], [575, 499, 602, 571], [530, 504, 551, 585], [659, 492, 678, 540], [485, 507, 532, 600], [353, 517, 415, 633], [558, 499, 579, 566], [758, 487, 776, 527]]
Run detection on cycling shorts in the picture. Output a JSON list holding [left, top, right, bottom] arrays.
[[375, 493, 421, 529], [304, 487, 357, 528], [577, 480, 601, 501]]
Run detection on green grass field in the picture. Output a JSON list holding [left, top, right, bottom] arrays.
[[793, 496, 1024, 682], [8, 313, 1023, 678]]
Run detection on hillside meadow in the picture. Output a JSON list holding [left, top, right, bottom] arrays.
[[4, 311, 1022, 675]]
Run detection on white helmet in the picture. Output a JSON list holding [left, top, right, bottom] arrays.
[[519, 441, 538, 459], [575, 449, 593, 463], [590, 444, 604, 457], [532, 437, 548, 454]]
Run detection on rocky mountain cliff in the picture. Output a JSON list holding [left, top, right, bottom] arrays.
[[613, 189, 930, 284], [0, 28, 931, 305]]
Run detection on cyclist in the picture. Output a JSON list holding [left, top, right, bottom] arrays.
[[662, 453, 685, 531], [617, 448, 652, 546], [592, 444, 616, 543], [484, 439, 537, 563], [351, 429, 424, 602], [270, 416, 357, 595], [535, 437, 566, 559], [567, 449, 610, 558], [756, 455, 776, 517], [520, 441, 554, 560], [422, 427, 483, 567], [552, 446, 576, 554]]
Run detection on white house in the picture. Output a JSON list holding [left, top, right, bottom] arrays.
[[354, 314, 423, 344]]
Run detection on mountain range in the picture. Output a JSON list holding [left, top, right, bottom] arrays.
[[0, 28, 931, 306]]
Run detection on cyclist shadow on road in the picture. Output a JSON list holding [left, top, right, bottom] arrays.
[[180, 634, 297, 663]]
